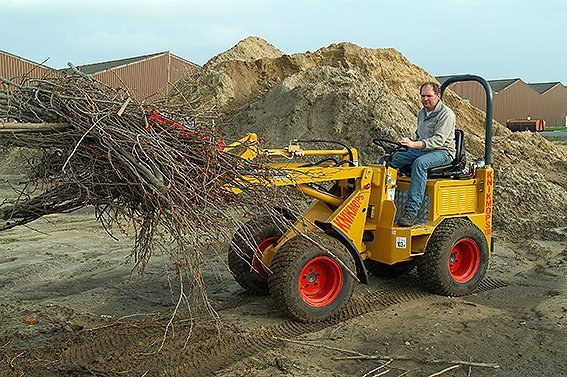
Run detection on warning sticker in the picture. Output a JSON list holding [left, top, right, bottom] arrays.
[[396, 237, 407, 249], [387, 188, 396, 201]]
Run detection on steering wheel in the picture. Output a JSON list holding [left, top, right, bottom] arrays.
[[372, 138, 409, 155]]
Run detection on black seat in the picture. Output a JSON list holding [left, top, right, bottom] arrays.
[[427, 129, 466, 178], [399, 129, 467, 179]]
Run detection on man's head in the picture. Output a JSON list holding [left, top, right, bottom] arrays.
[[420, 82, 440, 112]]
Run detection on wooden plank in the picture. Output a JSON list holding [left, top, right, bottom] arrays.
[[0, 122, 70, 131]]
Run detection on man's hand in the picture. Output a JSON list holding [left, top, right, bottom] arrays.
[[399, 138, 423, 149]]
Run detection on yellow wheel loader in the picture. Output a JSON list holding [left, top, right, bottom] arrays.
[[227, 75, 495, 322]]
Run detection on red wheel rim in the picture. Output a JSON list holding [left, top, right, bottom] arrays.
[[298, 256, 343, 307], [252, 236, 279, 280], [448, 238, 480, 283]]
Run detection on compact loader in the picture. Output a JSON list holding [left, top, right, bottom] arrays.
[[227, 75, 495, 322]]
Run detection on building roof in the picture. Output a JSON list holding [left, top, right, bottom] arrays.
[[0, 49, 55, 70], [70, 52, 164, 74], [486, 78, 521, 93], [435, 76, 522, 93], [61, 51, 200, 74], [527, 82, 562, 94], [435, 75, 455, 86]]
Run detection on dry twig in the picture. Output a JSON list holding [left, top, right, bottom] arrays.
[[0, 71, 301, 318], [336, 354, 499, 369], [427, 364, 461, 377]]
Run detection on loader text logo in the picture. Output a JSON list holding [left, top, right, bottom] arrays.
[[333, 194, 365, 233], [484, 170, 493, 235]]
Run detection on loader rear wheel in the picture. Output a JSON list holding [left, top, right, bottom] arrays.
[[417, 218, 488, 296], [228, 216, 283, 295], [268, 233, 355, 322]]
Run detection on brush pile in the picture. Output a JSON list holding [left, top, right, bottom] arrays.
[[0, 72, 292, 307]]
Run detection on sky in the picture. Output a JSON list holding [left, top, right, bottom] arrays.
[[1, 0, 566, 84]]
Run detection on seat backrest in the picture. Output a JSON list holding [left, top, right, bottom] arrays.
[[424, 129, 467, 178], [453, 129, 465, 168], [400, 129, 467, 178]]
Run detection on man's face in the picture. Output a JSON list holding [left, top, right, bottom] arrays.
[[420, 85, 440, 112]]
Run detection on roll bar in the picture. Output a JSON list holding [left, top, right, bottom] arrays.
[[439, 75, 494, 165]]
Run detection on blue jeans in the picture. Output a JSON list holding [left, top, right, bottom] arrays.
[[387, 149, 452, 215]]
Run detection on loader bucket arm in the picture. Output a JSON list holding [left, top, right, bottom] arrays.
[[221, 134, 362, 201]]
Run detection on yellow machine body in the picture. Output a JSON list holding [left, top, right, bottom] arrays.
[[226, 75, 495, 322], [226, 133, 494, 282]]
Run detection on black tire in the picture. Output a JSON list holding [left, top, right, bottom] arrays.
[[365, 260, 416, 278], [228, 216, 283, 295], [417, 218, 489, 296], [268, 233, 356, 322]]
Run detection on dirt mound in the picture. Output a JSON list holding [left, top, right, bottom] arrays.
[[173, 43, 429, 115], [173, 41, 567, 240], [225, 64, 417, 155], [204, 36, 284, 68], [172, 54, 300, 113], [170, 36, 286, 111]]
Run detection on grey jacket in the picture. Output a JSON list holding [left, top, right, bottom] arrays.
[[415, 99, 456, 159]]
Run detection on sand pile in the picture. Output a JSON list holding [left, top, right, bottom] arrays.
[[171, 36, 294, 112], [177, 37, 567, 241], [203, 36, 283, 68]]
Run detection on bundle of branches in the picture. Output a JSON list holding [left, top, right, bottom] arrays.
[[0, 71, 298, 314]]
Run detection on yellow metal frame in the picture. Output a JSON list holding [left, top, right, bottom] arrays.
[[223, 133, 495, 273], [366, 166, 494, 265]]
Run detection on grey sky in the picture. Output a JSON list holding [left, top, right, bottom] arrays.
[[1, 0, 565, 84]]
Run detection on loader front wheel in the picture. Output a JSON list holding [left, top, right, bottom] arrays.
[[417, 218, 488, 296], [268, 233, 355, 322], [228, 216, 283, 295]]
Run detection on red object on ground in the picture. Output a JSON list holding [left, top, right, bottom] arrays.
[[144, 108, 226, 150]]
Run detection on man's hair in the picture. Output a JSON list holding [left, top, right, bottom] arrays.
[[420, 82, 440, 95]]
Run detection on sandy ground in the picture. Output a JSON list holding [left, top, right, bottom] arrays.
[[2, 38, 566, 376], [0, 173, 566, 377]]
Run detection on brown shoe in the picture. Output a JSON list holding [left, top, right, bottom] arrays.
[[398, 212, 417, 227]]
